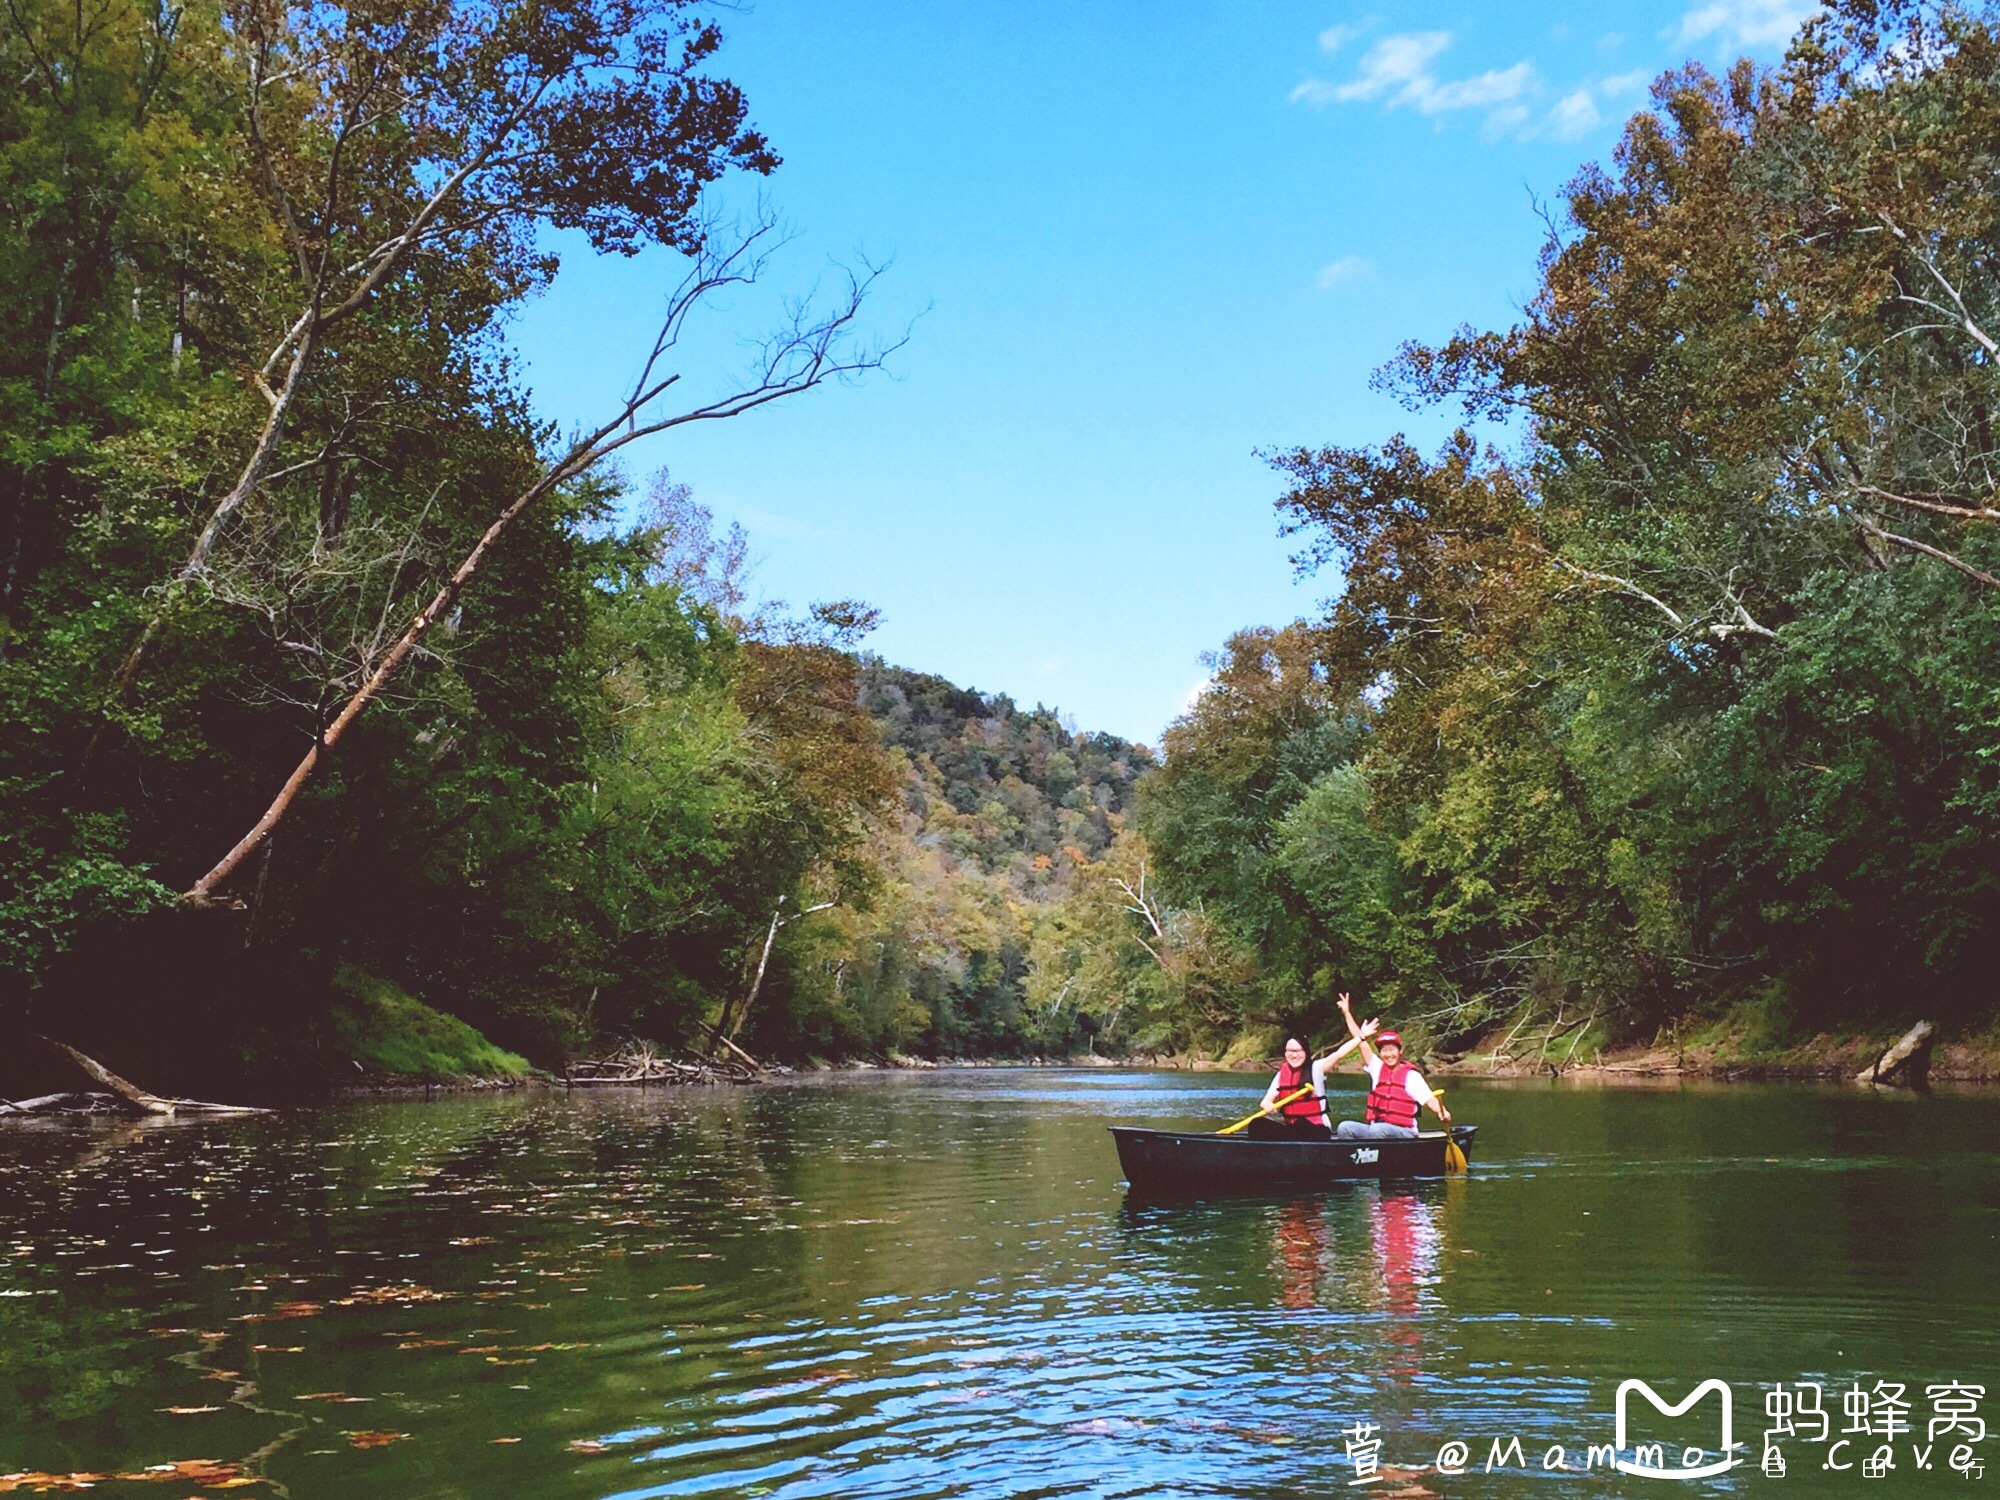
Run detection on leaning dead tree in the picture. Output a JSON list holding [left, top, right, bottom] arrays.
[[184, 228, 896, 906], [1114, 860, 1174, 971], [0, 1035, 267, 1117], [709, 893, 837, 1062]]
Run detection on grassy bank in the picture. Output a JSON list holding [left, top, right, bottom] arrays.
[[326, 970, 533, 1084]]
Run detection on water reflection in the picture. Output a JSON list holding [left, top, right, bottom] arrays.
[[1370, 1188, 1441, 1387], [1271, 1199, 1326, 1311], [0, 1071, 1995, 1500]]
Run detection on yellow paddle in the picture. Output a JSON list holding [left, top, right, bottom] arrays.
[[1433, 1090, 1468, 1173], [1218, 1085, 1314, 1136]]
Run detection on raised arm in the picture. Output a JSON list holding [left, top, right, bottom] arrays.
[[1337, 993, 1380, 1069], [1315, 1017, 1377, 1067], [1312, 1018, 1377, 1088]]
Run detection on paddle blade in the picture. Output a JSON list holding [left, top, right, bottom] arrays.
[[1445, 1133, 1468, 1174]]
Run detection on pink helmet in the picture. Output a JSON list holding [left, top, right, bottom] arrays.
[[1376, 1030, 1403, 1049]]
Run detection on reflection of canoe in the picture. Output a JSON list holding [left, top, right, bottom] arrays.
[[1110, 1125, 1478, 1192]]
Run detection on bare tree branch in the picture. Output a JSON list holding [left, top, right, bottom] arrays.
[[1543, 554, 1686, 629], [1856, 484, 2000, 522], [1855, 515, 2000, 591], [184, 235, 899, 903], [1881, 211, 2000, 356]]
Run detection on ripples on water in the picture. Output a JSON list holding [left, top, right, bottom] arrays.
[[0, 1070, 1995, 1498]]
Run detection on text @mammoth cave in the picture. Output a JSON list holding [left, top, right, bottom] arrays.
[[1343, 1379, 1988, 1485]]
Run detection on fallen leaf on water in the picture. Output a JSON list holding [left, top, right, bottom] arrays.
[[459, 1346, 501, 1355], [346, 1432, 408, 1450], [157, 1405, 223, 1414], [235, 1301, 322, 1323], [485, 1357, 535, 1366], [567, 1441, 607, 1454], [0, 1475, 108, 1493], [662, 1284, 704, 1292], [129, 1459, 253, 1486], [396, 1340, 457, 1350], [294, 1393, 372, 1403], [449, 1237, 495, 1247], [489, 1438, 521, 1445], [333, 1285, 454, 1306], [252, 1346, 304, 1354]]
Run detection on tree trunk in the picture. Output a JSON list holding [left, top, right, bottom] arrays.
[[30, 1034, 176, 1115], [715, 900, 784, 1054], [1856, 1020, 1935, 1088]]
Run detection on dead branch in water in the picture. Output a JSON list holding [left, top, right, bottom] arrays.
[[564, 1039, 774, 1087], [11, 1036, 268, 1118]]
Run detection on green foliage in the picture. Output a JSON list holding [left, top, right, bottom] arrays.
[[1137, 0, 2000, 1050], [0, 0, 923, 1079], [327, 968, 532, 1079], [762, 663, 1157, 1060]]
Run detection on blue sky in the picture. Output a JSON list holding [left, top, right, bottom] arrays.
[[511, 0, 1819, 746]]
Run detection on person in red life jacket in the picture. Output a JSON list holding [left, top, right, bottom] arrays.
[[1246, 1021, 1378, 1139], [1329, 992, 1451, 1141]]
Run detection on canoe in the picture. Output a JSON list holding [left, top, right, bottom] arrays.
[[1110, 1124, 1478, 1193]]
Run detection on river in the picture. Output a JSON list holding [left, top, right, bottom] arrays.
[[0, 1069, 1994, 1497]]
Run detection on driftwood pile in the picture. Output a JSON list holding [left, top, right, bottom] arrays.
[[0, 1035, 267, 1119], [563, 1035, 779, 1087]]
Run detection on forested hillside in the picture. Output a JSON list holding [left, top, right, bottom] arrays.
[[736, 663, 1153, 1061], [0, 0, 905, 1088], [1041, 0, 2000, 1064], [0, 0, 1156, 1084], [8, 0, 1999, 1091]]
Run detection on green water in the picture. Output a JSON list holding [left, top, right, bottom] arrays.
[[0, 1070, 1995, 1498]]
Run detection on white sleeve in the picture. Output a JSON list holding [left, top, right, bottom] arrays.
[[1363, 1056, 1383, 1085], [1403, 1069, 1436, 1111], [1311, 1055, 1334, 1091]]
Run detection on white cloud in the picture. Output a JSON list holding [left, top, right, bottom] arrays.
[[1424, 58, 1537, 112], [1676, 0, 1820, 48], [1314, 255, 1372, 290], [1291, 24, 1673, 144], [1327, 31, 1455, 105], [1543, 88, 1601, 139], [1292, 29, 1541, 135], [1317, 22, 1362, 55]]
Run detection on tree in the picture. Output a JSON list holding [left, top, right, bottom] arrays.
[[80, 0, 778, 747], [183, 231, 895, 904]]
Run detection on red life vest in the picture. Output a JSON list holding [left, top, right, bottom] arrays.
[[1364, 1061, 1421, 1128], [1273, 1061, 1326, 1125]]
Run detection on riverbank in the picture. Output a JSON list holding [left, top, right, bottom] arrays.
[[320, 1022, 2000, 1099], [1430, 1020, 2000, 1083]]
